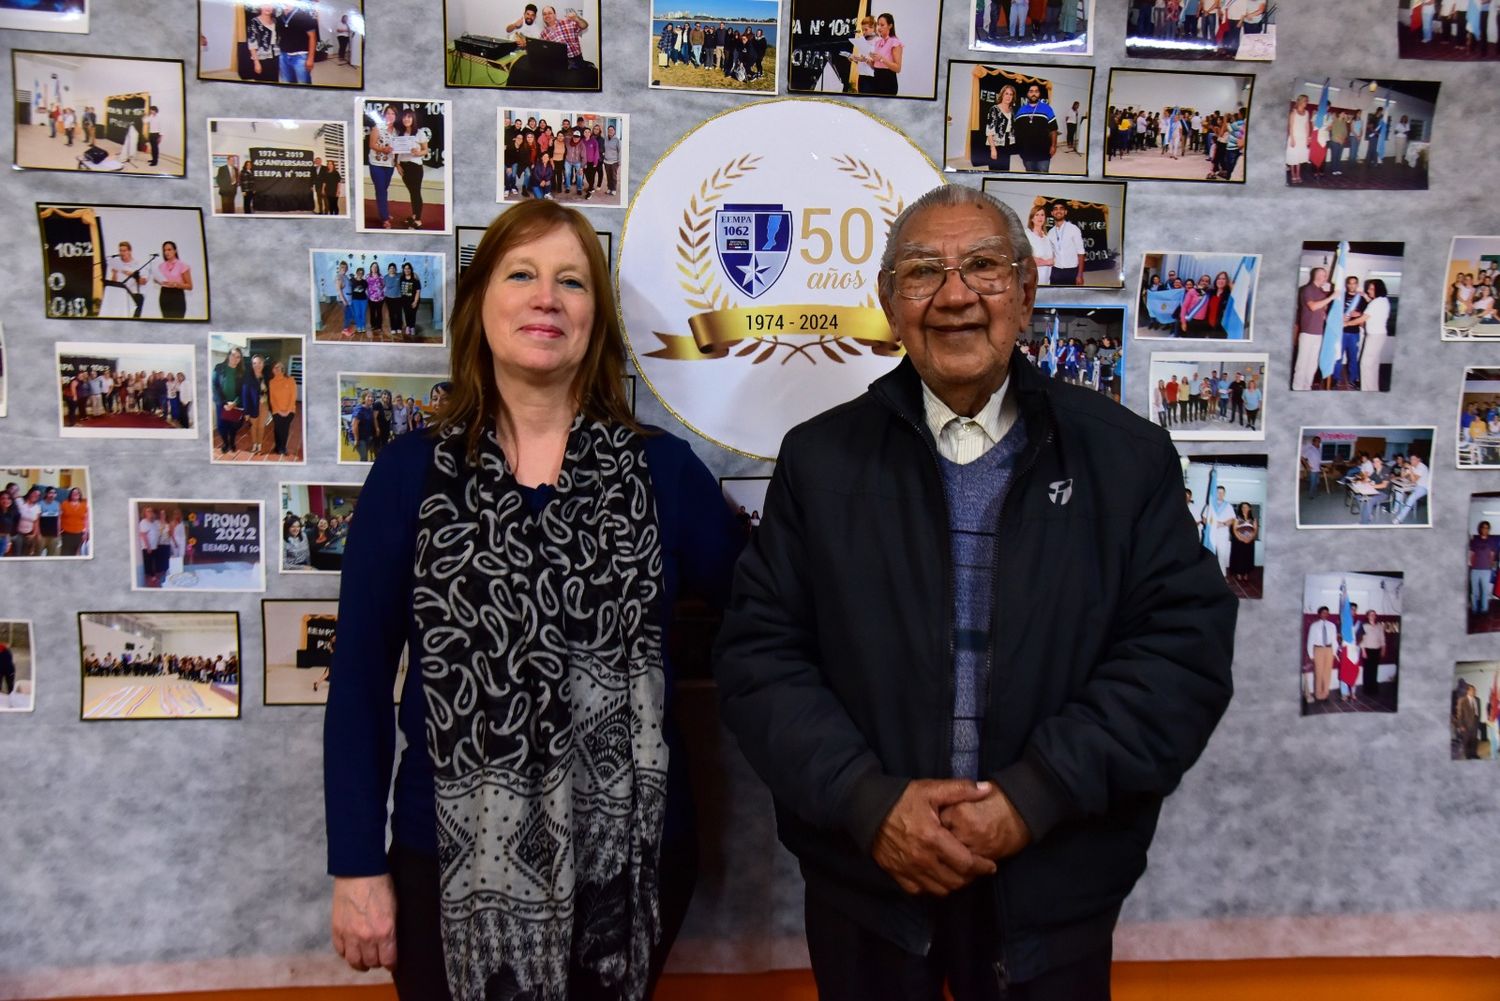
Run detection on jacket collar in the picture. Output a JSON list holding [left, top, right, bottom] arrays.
[[870, 350, 1052, 442]]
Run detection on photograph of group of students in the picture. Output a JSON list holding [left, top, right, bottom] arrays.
[[1137, 252, 1258, 339], [309, 249, 445, 345], [980, 179, 1124, 288], [262, 599, 405, 705], [1285, 77, 1440, 190], [1016, 306, 1125, 403], [1301, 572, 1402, 716], [279, 481, 360, 573], [1182, 454, 1265, 600], [357, 98, 451, 233], [129, 499, 265, 592], [1451, 662, 1500, 762], [0, 468, 91, 559], [653, 0, 778, 94], [1466, 493, 1500, 634], [12, 51, 183, 176], [499, 109, 628, 208], [1441, 235, 1500, 339], [207, 118, 347, 218], [1149, 354, 1268, 440], [787, 0, 934, 99], [79, 611, 240, 720], [337, 373, 449, 463], [36, 204, 208, 321], [1298, 427, 1434, 529], [56, 341, 197, 440], [1103, 69, 1251, 182], [1, 0, 86, 33], [198, 0, 363, 87], [207, 334, 305, 463], [1289, 241, 1403, 393], [1398, 0, 1500, 59], [444, 0, 600, 89], [1123, 0, 1275, 60], [0, 620, 35, 714], [1457, 369, 1500, 469], [969, 0, 1094, 55], [943, 62, 1090, 174]]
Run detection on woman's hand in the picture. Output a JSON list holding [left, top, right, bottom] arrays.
[[331, 874, 397, 971]]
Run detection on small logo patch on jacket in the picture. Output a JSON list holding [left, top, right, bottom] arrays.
[[1048, 479, 1073, 505]]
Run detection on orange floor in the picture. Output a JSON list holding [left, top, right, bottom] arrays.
[[30, 959, 1500, 1001]]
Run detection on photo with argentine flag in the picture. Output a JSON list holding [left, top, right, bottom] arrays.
[[1137, 251, 1259, 340], [1284, 76, 1439, 191], [1182, 453, 1266, 601], [1289, 241, 1404, 393], [1301, 571, 1402, 716]]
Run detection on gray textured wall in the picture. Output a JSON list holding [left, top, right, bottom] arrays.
[[2, 0, 1499, 996]]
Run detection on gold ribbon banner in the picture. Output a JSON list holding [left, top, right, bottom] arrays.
[[646, 304, 902, 361]]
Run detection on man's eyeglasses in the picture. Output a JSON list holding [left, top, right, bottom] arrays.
[[885, 254, 1018, 300]]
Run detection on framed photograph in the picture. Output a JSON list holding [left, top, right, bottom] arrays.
[[1441, 236, 1500, 340], [498, 109, 628, 207], [970, 0, 1094, 55], [279, 481, 361, 573], [57, 341, 197, 440], [0, 0, 86, 33], [720, 475, 771, 541], [1288, 241, 1404, 393], [1182, 453, 1265, 600], [1285, 77, 1440, 190], [0, 324, 7, 418], [207, 118, 348, 219], [337, 372, 450, 464], [0, 620, 35, 713], [1021, 305, 1126, 404], [263, 599, 406, 706], [1399, 0, 1500, 60], [457, 223, 610, 277], [1301, 571, 1402, 715], [309, 249, 446, 346], [1296, 426, 1434, 529], [13, 51, 183, 176], [1147, 352, 1267, 441], [1102, 69, 1251, 183], [128, 499, 264, 592], [356, 98, 452, 234], [0, 467, 93, 559], [788, 0, 935, 100], [980, 179, 1125, 289], [444, 0, 600, 90], [1124, 0, 1276, 60], [79, 611, 241, 720], [1466, 493, 1500, 635], [943, 61, 1092, 174], [198, 0, 364, 88], [651, 0, 778, 95], [1451, 662, 1500, 759], [1137, 252, 1259, 340], [206, 334, 305, 463], [1459, 369, 1500, 469], [36, 203, 208, 322]]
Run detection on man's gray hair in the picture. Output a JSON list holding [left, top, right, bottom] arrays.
[[878, 184, 1034, 295]]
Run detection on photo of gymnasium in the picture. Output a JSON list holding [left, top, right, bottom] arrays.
[[79, 611, 240, 720]]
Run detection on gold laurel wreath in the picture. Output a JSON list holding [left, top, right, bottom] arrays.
[[673, 154, 905, 365]]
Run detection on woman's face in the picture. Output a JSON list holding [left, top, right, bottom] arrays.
[[1215, 272, 1229, 290], [318, 518, 329, 533], [45, 488, 56, 502], [25, 489, 40, 503], [69, 488, 82, 502], [383, 105, 396, 125], [252, 356, 265, 375], [289, 520, 302, 537], [483, 225, 595, 388], [402, 111, 415, 130], [1029, 207, 1046, 231], [1365, 282, 1377, 299], [272, 361, 284, 378], [1366, 610, 1377, 623], [877, 16, 891, 36], [162, 242, 177, 261], [228, 348, 243, 367]]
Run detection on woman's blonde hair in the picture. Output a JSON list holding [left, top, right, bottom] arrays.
[[439, 199, 642, 456]]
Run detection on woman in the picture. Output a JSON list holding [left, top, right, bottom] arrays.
[[284, 517, 310, 570], [529, 151, 555, 200], [1197, 271, 1233, 336], [14, 488, 42, 557], [38, 486, 62, 557], [1242, 377, 1262, 430], [1355, 278, 1391, 392], [1286, 93, 1312, 184], [350, 390, 377, 462], [240, 160, 257, 215], [324, 200, 741, 1001], [396, 108, 430, 230], [865, 13, 902, 96], [336, 11, 352, 63], [350, 266, 370, 336], [244, 354, 272, 456], [1179, 276, 1208, 336], [1153, 379, 1168, 427], [366, 256, 386, 336], [848, 15, 877, 92], [399, 262, 422, 339], [154, 241, 194, 320], [270, 360, 299, 457], [367, 103, 398, 229], [166, 508, 187, 576], [1229, 501, 1257, 583], [1356, 609, 1386, 699], [335, 260, 354, 337], [984, 83, 1019, 171], [504, 130, 526, 196], [212, 345, 246, 456], [247, 5, 281, 82], [60, 486, 89, 556], [1025, 205, 1054, 285]]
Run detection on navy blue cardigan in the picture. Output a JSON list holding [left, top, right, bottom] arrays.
[[323, 428, 742, 876]]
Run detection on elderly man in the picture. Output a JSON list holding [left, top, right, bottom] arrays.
[[538, 5, 588, 68], [714, 185, 1236, 1000]]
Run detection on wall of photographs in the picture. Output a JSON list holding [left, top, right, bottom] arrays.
[[2, 0, 1499, 993]]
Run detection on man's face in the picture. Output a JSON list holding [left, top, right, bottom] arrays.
[[1345, 276, 1360, 293], [879, 203, 1034, 403], [524, 8, 536, 23], [1318, 608, 1330, 621], [1050, 203, 1066, 224], [1027, 85, 1040, 102], [542, 7, 555, 25]]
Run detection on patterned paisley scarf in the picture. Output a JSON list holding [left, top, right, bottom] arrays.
[[412, 417, 667, 1001]]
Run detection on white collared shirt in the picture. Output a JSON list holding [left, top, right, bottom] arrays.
[[921, 377, 1017, 465]]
